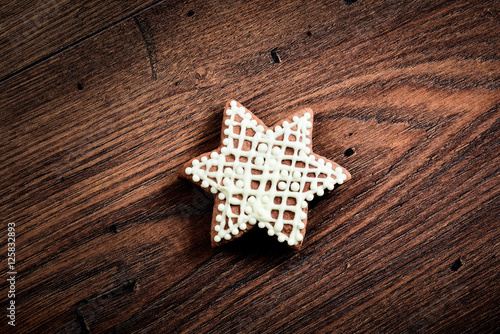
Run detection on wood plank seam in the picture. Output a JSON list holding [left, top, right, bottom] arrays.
[[0, 0, 168, 84]]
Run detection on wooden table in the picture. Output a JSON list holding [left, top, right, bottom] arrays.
[[1, 0, 499, 333]]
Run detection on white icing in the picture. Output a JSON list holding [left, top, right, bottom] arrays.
[[186, 100, 347, 246]]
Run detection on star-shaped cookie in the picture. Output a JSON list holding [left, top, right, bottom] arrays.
[[179, 100, 351, 248]]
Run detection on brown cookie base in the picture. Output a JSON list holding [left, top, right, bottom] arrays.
[[179, 100, 351, 249]]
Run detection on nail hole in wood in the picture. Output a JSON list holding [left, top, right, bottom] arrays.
[[174, 81, 181, 86], [348, 132, 353, 136], [344, 148, 355, 157], [60, 177, 65, 183], [187, 10, 195, 17], [307, 31, 312, 37], [271, 49, 281, 63], [450, 258, 462, 272], [110, 225, 118, 233], [344, 0, 358, 4], [77, 83, 84, 90]]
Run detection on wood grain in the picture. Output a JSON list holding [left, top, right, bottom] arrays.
[[0, 0, 164, 82], [0, 0, 499, 333]]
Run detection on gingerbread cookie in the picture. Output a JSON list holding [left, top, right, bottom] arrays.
[[179, 100, 351, 248]]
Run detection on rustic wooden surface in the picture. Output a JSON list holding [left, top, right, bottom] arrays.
[[1, 0, 499, 333], [0, 0, 163, 81]]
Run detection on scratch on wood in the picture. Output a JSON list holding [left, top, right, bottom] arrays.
[[134, 16, 158, 80]]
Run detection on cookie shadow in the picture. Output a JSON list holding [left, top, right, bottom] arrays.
[[173, 177, 305, 267]]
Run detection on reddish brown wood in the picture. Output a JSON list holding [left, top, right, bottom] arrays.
[[0, 0, 499, 333], [0, 0, 162, 81]]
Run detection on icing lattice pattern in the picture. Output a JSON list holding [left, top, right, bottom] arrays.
[[185, 101, 347, 246]]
